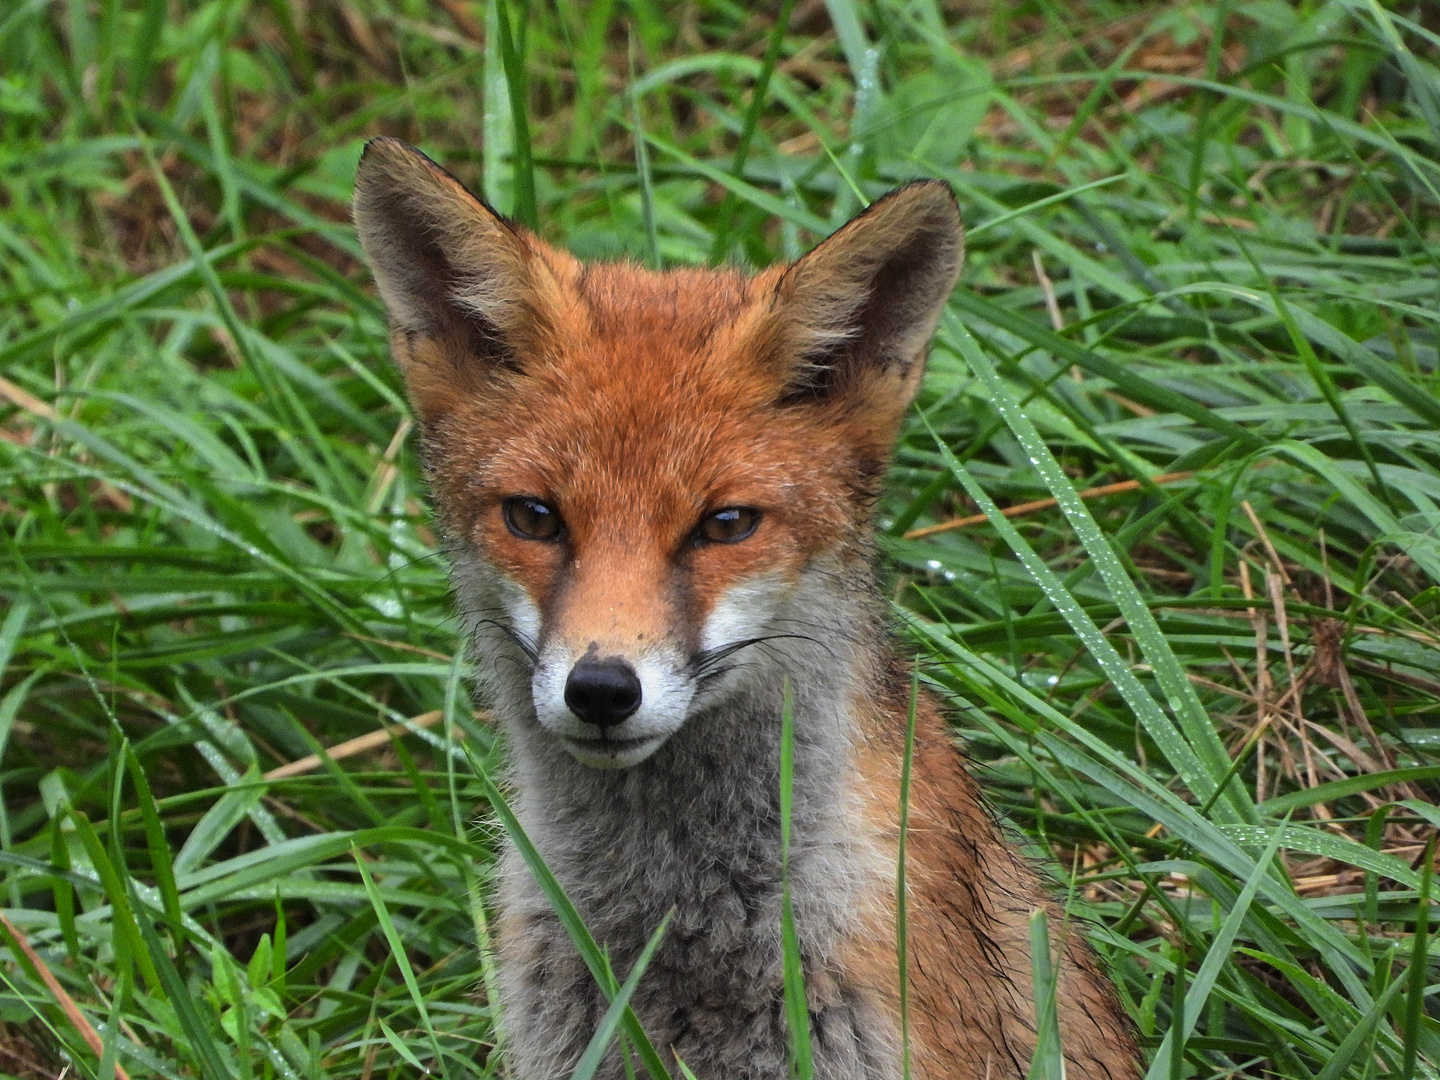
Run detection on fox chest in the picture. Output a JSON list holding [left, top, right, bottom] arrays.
[[498, 869, 898, 1080], [493, 813, 900, 1080]]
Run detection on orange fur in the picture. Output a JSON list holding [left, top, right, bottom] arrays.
[[844, 676, 1141, 1077]]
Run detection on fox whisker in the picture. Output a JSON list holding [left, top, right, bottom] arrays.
[[470, 616, 539, 664], [690, 632, 828, 676]]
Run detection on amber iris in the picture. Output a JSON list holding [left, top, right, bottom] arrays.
[[695, 507, 760, 545], [503, 496, 563, 541]]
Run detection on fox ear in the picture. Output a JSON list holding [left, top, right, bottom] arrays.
[[353, 137, 559, 419], [766, 182, 963, 404]]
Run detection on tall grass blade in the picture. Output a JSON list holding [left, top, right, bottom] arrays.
[[570, 910, 674, 1080], [1143, 817, 1290, 1079], [354, 844, 451, 1078], [492, 0, 536, 226], [1401, 837, 1435, 1078], [628, 35, 659, 269], [1024, 909, 1062, 1080], [482, 0, 516, 212], [470, 758, 675, 1080], [124, 746, 182, 931], [130, 886, 236, 1080], [897, 670, 917, 1080], [778, 680, 814, 1080], [935, 313, 1248, 817], [707, 0, 799, 263]]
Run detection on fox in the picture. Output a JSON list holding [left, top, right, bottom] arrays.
[[353, 135, 1142, 1080]]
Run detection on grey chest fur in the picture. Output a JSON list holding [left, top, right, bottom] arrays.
[[494, 694, 901, 1080]]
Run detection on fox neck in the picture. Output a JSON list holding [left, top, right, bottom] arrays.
[[465, 550, 891, 956]]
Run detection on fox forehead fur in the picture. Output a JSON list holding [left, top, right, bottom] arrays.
[[354, 136, 1140, 1080]]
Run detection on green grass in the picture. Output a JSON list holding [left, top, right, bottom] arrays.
[[2, 0, 1439, 1077]]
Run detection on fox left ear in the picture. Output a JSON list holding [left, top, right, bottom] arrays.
[[353, 137, 569, 424], [761, 182, 963, 406]]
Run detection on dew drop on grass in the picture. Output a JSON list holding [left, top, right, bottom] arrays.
[[368, 595, 403, 618]]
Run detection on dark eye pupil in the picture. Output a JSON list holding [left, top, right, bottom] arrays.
[[503, 497, 562, 540], [699, 507, 758, 544]]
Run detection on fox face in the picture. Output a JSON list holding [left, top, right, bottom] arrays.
[[461, 350, 847, 768], [354, 138, 962, 769]]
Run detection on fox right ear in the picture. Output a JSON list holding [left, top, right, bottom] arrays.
[[761, 182, 963, 410], [353, 137, 561, 420]]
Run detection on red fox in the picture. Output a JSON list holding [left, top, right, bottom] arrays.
[[354, 136, 1141, 1080]]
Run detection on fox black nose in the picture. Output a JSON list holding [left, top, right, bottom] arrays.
[[564, 658, 642, 728]]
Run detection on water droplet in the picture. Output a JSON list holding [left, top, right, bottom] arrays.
[[369, 595, 403, 618], [926, 559, 943, 571]]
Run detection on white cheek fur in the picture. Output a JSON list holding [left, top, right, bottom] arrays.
[[476, 567, 797, 770], [496, 575, 541, 644], [700, 571, 789, 653]]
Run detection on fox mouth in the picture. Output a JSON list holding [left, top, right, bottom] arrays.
[[557, 732, 668, 769], [529, 647, 697, 769]]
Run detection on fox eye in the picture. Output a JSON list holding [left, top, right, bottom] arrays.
[[695, 507, 760, 545], [503, 496, 563, 541]]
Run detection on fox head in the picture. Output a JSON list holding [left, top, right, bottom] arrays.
[[354, 138, 962, 769]]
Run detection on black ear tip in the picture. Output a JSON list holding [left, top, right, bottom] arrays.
[[858, 180, 961, 233], [357, 137, 407, 187], [361, 135, 404, 161], [354, 137, 499, 219], [361, 136, 428, 168], [357, 137, 455, 185], [900, 177, 956, 197], [899, 179, 961, 218]]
